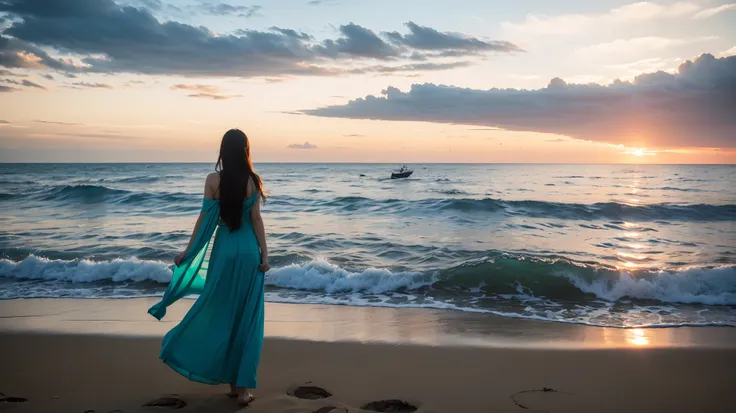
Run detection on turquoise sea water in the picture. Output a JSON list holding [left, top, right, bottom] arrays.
[[0, 163, 734, 327]]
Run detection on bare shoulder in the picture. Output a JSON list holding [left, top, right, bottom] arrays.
[[204, 172, 219, 198], [205, 172, 220, 187], [246, 175, 255, 198]]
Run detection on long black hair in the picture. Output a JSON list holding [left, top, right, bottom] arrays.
[[216, 129, 265, 230]]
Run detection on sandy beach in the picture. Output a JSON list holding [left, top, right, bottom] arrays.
[[0, 299, 735, 413]]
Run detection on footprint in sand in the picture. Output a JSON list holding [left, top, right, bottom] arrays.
[[313, 407, 349, 413], [361, 399, 418, 413], [142, 396, 187, 409], [287, 385, 417, 413], [0, 392, 28, 404], [81, 410, 124, 413], [510, 387, 574, 413], [288, 385, 333, 400]]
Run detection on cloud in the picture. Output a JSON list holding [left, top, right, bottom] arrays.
[[171, 83, 219, 93], [21, 79, 44, 89], [0, 69, 26, 76], [721, 46, 736, 57], [0, 120, 9, 124], [343, 133, 364, 137], [268, 27, 312, 41], [302, 53, 736, 149], [287, 142, 318, 149], [314, 23, 399, 59], [34, 120, 84, 126], [308, 0, 339, 5], [170, 83, 240, 99], [0, 0, 329, 76], [200, 3, 262, 18], [136, 0, 163, 10], [545, 138, 566, 143], [2, 77, 44, 89], [502, 2, 700, 36], [384, 22, 522, 54], [70, 82, 113, 89], [0, 0, 518, 77], [41, 73, 53, 80], [0, 85, 16, 92], [0, 34, 80, 71], [693, 3, 736, 19], [123, 79, 147, 87], [187, 92, 241, 100], [348, 61, 473, 74], [55, 132, 136, 140]]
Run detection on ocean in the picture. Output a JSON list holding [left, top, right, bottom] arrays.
[[0, 163, 734, 328]]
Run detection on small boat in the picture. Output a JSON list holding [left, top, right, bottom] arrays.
[[391, 165, 413, 179]]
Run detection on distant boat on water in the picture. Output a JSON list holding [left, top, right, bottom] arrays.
[[391, 165, 413, 179]]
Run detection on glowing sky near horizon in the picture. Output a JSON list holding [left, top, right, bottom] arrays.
[[0, 0, 735, 163]]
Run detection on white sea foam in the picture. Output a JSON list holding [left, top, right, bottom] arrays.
[[0, 255, 172, 283], [264, 259, 433, 294], [2, 256, 735, 308], [558, 266, 736, 306]]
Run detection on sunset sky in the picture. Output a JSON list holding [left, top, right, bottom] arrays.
[[1, 0, 734, 163]]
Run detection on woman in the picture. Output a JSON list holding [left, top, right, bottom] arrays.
[[148, 129, 269, 406]]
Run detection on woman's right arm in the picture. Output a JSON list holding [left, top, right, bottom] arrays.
[[174, 173, 216, 266], [250, 186, 269, 272]]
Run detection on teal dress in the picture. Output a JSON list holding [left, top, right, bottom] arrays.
[[148, 193, 264, 388]]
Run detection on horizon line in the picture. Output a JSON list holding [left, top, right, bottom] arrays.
[[1, 162, 734, 166]]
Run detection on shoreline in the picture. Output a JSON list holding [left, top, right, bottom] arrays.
[[2, 298, 736, 349], [1, 299, 736, 412]]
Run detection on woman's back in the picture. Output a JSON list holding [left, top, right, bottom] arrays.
[[206, 172, 256, 202], [206, 172, 258, 228]]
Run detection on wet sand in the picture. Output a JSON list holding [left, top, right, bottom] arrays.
[[1, 298, 735, 413]]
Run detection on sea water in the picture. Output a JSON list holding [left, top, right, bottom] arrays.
[[0, 163, 734, 328]]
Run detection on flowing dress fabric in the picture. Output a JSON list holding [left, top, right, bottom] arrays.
[[148, 194, 264, 388]]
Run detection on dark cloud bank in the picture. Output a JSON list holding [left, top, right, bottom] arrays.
[[0, 0, 519, 77], [304, 54, 736, 149]]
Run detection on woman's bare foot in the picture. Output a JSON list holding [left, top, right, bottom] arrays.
[[237, 388, 255, 406], [238, 393, 255, 406], [225, 383, 237, 398]]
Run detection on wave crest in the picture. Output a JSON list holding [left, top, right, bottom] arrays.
[[1, 256, 734, 306], [0, 255, 172, 283]]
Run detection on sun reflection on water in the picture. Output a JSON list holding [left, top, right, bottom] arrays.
[[627, 328, 650, 346], [617, 251, 647, 260], [626, 243, 646, 249]]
